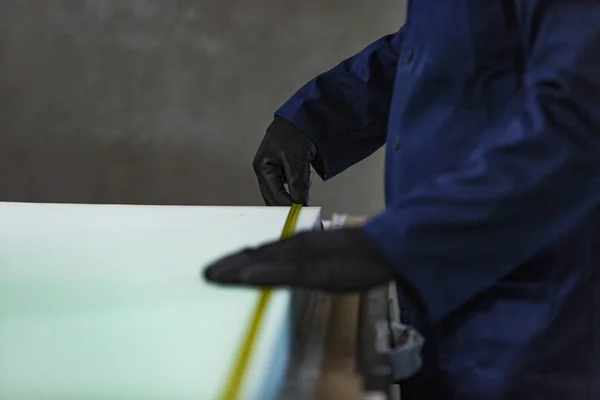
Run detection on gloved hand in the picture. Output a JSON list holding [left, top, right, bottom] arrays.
[[203, 228, 394, 292], [253, 117, 317, 206]]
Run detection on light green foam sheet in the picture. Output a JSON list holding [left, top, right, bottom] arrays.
[[0, 202, 321, 400]]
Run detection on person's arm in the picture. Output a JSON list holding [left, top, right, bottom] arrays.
[[203, 2, 600, 327], [364, 0, 600, 323], [276, 28, 405, 180]]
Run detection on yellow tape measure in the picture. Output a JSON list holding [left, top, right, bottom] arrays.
[[218, 203, 303, 400]]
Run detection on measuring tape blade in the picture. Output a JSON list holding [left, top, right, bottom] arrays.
[[218, 203, 303, 400]]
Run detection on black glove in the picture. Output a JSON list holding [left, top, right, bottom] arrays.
[[253, 117, 317, 206], [203, 228, 394, 292]]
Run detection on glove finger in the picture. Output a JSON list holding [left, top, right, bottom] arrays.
[[282, 157, 311, 205], [242, 259, 350, 290], [204, 234, 311, 285], [237, 262, 298, 286], [205, 260, 296, 287], [254, 159, 292, 206], [203, 249, 256, 283]]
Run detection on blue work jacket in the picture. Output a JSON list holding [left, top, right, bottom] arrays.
[[276, 1, 600, 399]]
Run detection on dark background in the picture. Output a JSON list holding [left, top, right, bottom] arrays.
[[0, 0, 405, 216]]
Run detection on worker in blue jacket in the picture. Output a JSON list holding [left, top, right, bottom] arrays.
[[205, 1, 600, 398]]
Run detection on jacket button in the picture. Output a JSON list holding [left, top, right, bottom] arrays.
[[392, 137, 400, 152], [403, 48, 414, 65]]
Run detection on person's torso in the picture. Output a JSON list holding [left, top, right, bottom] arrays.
[[385, 1, 600, 399]]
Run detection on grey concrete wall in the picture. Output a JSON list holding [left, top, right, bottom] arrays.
[[0, 0, 405, 216]]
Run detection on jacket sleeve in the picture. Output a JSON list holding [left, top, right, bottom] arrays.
[[363, 1, 600, 324], [275, 28, 404, 180]]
